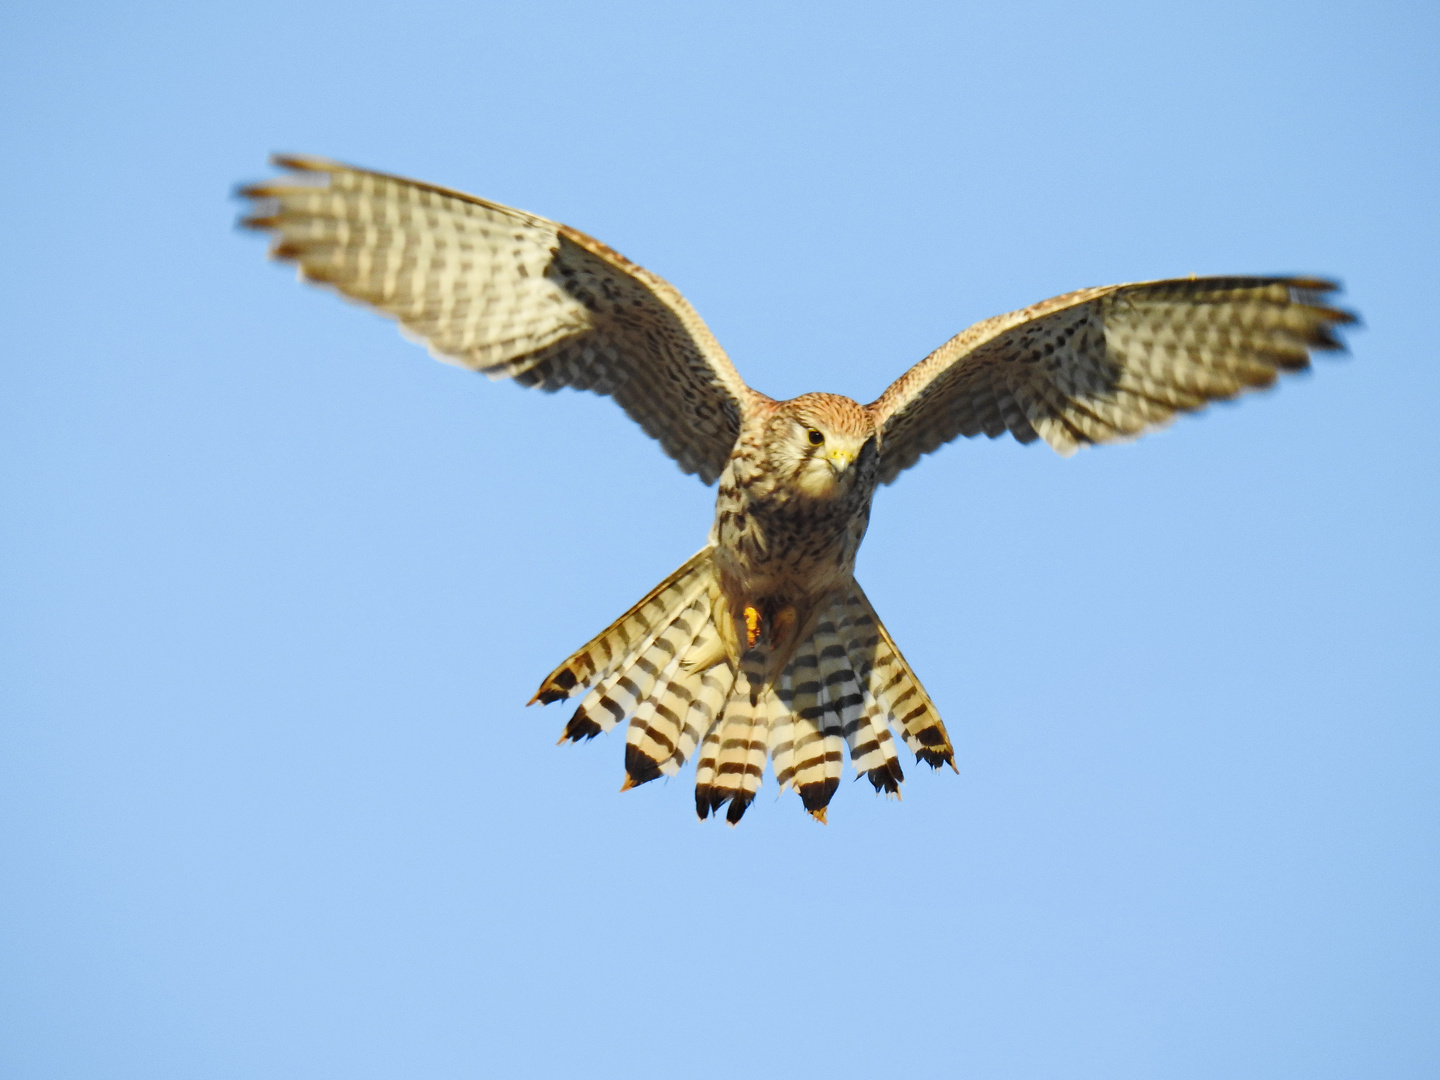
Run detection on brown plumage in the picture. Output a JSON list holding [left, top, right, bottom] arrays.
[[239, 155, 1357, 824]]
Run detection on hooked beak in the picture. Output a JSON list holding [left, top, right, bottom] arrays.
[[826, 447, 857, 476]]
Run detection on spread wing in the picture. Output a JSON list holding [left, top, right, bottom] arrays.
[[867, 276, 1356, 484], [239, 156, 751, 484]]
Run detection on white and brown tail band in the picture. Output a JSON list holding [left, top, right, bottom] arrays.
[[530, 550, 954, 822]]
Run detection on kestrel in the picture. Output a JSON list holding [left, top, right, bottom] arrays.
[[239, 156, 1355, 824]]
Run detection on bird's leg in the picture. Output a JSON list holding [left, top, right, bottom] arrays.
[[741, 601, 799, 651], [743, 604, 762, 648], [734, 598, 809, 693], [689, 592, 815, 688]]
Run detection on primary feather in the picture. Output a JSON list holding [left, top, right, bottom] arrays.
[[868, 277, 1355, 480], [240, 156, 750, 483]]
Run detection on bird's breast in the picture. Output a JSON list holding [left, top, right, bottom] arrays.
[[711, 476, 873, 606]]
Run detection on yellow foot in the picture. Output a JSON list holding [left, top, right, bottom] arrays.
[[743, 604, 761, 648], [809, 808, 828, 825]]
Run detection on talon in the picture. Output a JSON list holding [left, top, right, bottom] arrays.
[[743, 604, 762, 648]]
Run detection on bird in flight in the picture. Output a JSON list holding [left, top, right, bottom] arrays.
[[239, 155, 1354, 824]]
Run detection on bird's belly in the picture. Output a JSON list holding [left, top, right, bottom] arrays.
[[712, 498, 865, 606]]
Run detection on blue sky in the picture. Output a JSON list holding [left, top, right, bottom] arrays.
[[3, 2, 1436, 1077]]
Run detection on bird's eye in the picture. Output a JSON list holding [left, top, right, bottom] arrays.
[[807, 429, 824, 446]]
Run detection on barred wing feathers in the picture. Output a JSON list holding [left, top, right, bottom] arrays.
[[868, 276, 1356, 483], [240, 156, 750, 484]]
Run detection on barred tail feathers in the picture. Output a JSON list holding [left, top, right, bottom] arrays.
[[694, 647, 771, 823], [852, 696, 905, 796], [624, 619, 734, 787], [836, 583, 955, 772], [668, 657, 735, 777], [534, 553, 954, 822], [777, 632, 845, 820], [817, 606, 905, 797], [559, 592, 708, 743], [605, 596, 708, 775], [531, 546, 714, 707]]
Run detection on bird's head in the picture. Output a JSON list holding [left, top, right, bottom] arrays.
[[766, 393, 878, 500]]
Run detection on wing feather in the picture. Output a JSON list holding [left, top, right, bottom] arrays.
[[239, 155, 751, 483], [868, 276, 1355, 483]]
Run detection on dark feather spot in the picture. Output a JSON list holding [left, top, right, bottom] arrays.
[[624, 744, 665, 786]]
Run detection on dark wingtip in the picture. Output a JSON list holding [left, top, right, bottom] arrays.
[[270, 152, 340, 173], [237, 213, 279, 233], [233, 177, 280, 234], [1285, 275, 1341, 293], [1286, 277, 1361, 339], [233, 180, 273, 203]]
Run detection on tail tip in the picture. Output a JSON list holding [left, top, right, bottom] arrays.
[[865, 763, 904, 797], [725, 795, 752, 825], [559, 713, 603, 745], [915, 746, 956, 772], [623, 745, 665, 790], [531, 668, 580, 705]]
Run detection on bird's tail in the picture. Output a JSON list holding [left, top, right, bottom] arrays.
[[531, 550, 955, 823], [767, 584, 955, 821]]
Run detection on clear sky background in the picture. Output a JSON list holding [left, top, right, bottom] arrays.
[[3, 2, 1436, 1077]]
